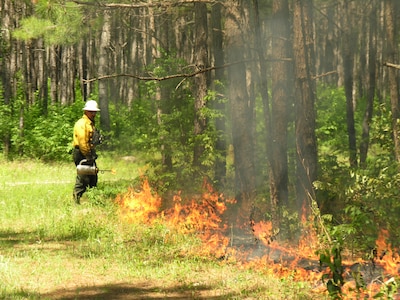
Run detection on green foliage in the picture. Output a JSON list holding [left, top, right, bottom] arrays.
[[0, 99, 12, 150], [347, 166, 400, 247], [316, 86, 349, 154], [12, 101, 84, 161], [373, 278, 398, 299], [315, 85, 400, 253], [13, 0, 89, 46], [319, 245, 344, 299], [316, 84, 366, 158], [106, 100, 158, 153], [317, 162, 400, 255], [124, 51, 228, 191], [369, 103, 394, 153], [0, 77, 83, 160]]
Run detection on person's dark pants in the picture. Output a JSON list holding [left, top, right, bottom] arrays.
[[73, 148, 98, 204]]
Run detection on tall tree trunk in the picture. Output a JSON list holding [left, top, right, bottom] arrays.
[[385, 0, 400, 163], [98, 10, 111, 131], [36, 39, 48, 113], [269, 0, 292, 220], [193, 2, 209, 168], [293, 0, 318, 216], [0, 0, 13, 157], [211, 2, 226, 188], [23, 41, 34, 105], [225, 0, 256, 223], [58, 46, 76, 105], [341, 1, 357, 167], [360, 5, 377, 168], [147, 2, 172, 170], [315, 3, 338, 86], [48, 46, 59, 104], [160, 10, 173, 171], [78, 40, 88, 102]]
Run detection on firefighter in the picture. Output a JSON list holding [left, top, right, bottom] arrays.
[[72, 100, 101, 204]]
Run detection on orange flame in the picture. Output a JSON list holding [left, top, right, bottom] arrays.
[[116, 179, 232, 258], [115, 179, 161, 224], [115, 179, 399, 298], [163, 181, 231, 258], [375, 229, 400, 276], [252, 220, 273, 245]]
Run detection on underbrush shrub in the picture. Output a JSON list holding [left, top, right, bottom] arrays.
[[316, 159, 400, 255], [11, 101, 84, 161]]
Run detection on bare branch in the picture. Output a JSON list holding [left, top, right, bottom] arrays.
[[83, 58, 295, 83], [313, 70, 337, 80], [84, 66, 214, 83], [83, 61, 240, 83], [384, 62, 400, 70], [72, 0, 218, 9]]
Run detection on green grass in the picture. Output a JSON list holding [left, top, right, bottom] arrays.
[[0, 156, 325, 299]]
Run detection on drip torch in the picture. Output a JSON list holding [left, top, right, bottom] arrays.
[[76, 159, 115, 175]]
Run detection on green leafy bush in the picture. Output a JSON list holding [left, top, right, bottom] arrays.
[[12, 101, 84, 161]]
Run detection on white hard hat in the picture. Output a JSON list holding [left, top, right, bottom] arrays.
[[83, 100, 100, 111]]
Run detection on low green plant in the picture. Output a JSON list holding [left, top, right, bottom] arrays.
[[373, 278, 398, 300], [319, 245, 344, 299]]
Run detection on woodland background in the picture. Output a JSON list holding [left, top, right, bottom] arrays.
[[1, 0, 400, 256]]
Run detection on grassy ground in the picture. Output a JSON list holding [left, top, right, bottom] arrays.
[[0, 155, 326, 299]]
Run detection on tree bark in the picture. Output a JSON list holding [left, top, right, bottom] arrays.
[[211, 2, 226, 187], [1, 0, 13, 157], [270, 0, 292, 217], [192, 2, 209, 168], [360, 5, 377, 168], [341, 0, 357, 167], [385, 0, 400, 163], [293, 0, 318, 216], [98, 10, 111, 131], [225, 0, 256, 223]]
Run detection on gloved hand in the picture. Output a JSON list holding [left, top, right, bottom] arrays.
[[91, 150, 98, 160], [92, 129, 103, 145]]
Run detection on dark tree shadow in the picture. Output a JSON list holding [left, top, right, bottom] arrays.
[[38, 282, 261, 299]]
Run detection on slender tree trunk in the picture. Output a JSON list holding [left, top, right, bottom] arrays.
[[193, 2, 209, 168], [385, 0, 400, 163], [1, 0, 13, 157], [36, 39, 48, 113], [225, 0, 256, 223], [48, 46, 59, 104], [270, 0, 292, 218], [360, 5, 377, 168], [23, 41, 34, 105], [211, 2, 226, 188], [98, 10, 111, 131], [78, 40, 88, 102], [293, 0, 318, 216], [376, 2, 387, 105], [124, 11, 140, 105], [340, 1, 357, 167]]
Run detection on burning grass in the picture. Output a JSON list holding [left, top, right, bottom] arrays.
[[116, 177, 400, 299]]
